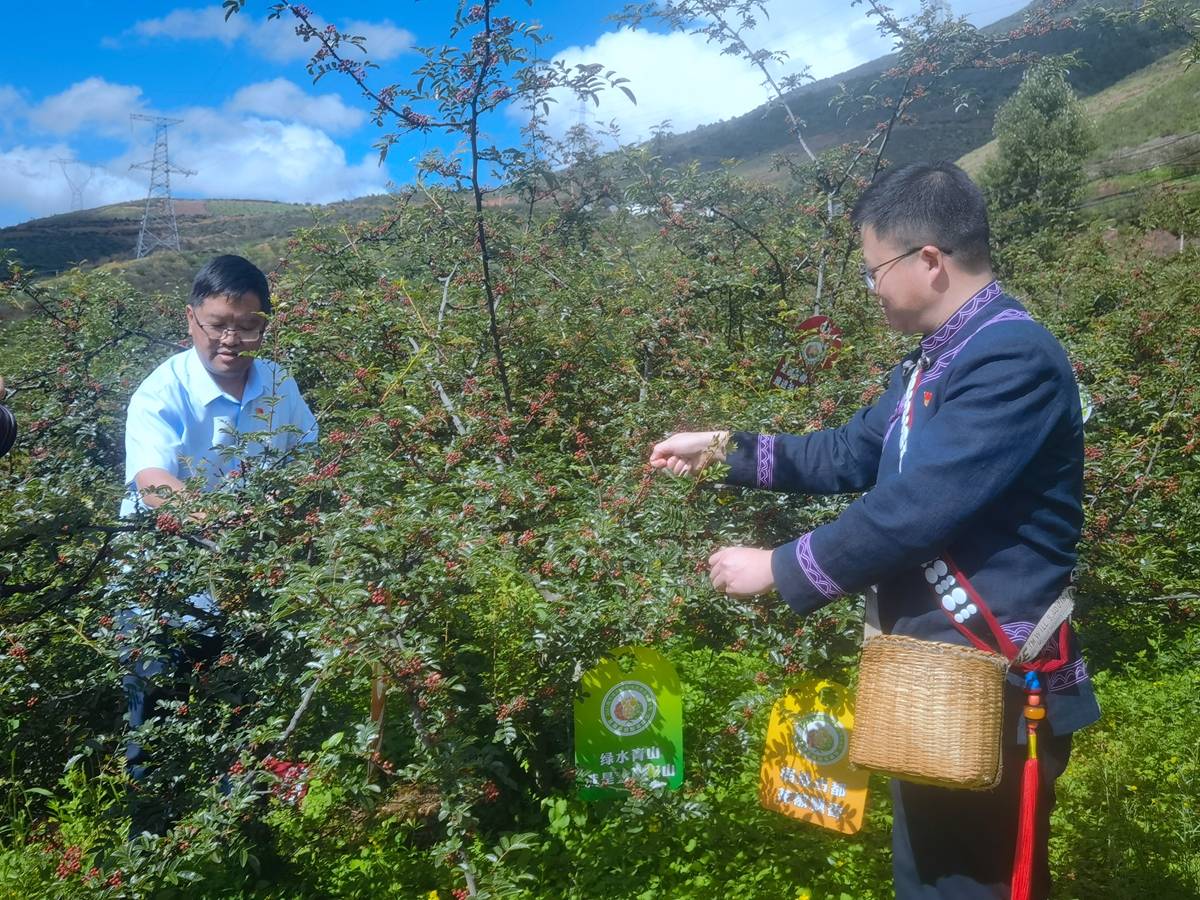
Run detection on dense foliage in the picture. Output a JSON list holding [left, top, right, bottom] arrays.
[[2, 1, 1198, 898]]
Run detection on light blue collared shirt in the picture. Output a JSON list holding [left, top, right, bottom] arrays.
[[120, 347, 318, 516]]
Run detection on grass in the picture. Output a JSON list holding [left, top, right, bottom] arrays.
[[1051, 614, 1200, 899], [1086, 51, 1200, 156]]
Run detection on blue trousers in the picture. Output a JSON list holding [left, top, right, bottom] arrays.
[[121, 604, 222, 837], [891, 732, 1072, 899], [123, 631, 222, 780]]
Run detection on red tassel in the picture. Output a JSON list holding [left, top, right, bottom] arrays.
[[1011, 719, 1040, 900]]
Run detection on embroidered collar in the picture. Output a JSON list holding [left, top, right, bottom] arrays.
[[883, 290, 1034, 451], [920, 280, 1002, 355]]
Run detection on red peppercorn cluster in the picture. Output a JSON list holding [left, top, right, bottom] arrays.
[[55, 845, 82, 879], [155, 512, 181, 535], [262, 757, 311, 805]]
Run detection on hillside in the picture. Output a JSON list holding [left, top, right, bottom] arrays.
[[0, 196, 395, 293], [960, 48, 1200, 215], [0, 0, 1188, 294], [652, 0, 1176, 177]]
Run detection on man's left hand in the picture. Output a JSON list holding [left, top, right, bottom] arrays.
[[709, 547, 775, 599]]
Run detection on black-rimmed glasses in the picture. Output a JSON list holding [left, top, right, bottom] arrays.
[[860, 246, 953, 291]]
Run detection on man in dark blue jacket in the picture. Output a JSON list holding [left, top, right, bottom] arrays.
[[651, 161, 1098, 899]]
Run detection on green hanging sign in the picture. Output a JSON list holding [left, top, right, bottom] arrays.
[[574, 646, 684, 799]]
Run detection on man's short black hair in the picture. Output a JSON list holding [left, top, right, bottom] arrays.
[[851, 161, 992, 273], [189, 254, 271, 314]]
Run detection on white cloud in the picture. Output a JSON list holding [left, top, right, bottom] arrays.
[[0, 85, 28, 120], [538, 14, 893, 144], [0, 144, 141, 222], [28, 77, 147, 138], [160, 109, 390, 204], [533, 0, 1037, 143], [121, 6, 414, 64], [543, 28, 770, 141], [227, 79, 365, 134], [0, 77, 391, 226], [129, 6, 242, 46], [342, 18, 415, 59]]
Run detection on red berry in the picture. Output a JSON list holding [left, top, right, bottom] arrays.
[[155, 512, 181, 534]]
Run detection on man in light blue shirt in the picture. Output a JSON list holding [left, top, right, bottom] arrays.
[[122, 255, 317, 516], [120, 254, 316, 831]]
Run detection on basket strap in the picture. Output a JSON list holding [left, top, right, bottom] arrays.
[[927, 553, 1074, 671], [1013, 587, 1074, 667], [937, 553, 1022, 658], [863, 585, 882, 640], [868, 567, 1074, 673]]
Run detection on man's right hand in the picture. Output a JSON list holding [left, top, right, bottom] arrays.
[[649, 430, 730, 477]]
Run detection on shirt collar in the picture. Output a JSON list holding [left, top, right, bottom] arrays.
[[920, 280, 1002, 356], [184, 345, 265, 408]]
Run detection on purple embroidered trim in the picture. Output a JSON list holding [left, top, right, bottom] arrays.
[[756, 435, 775, 488], [921, 309, 1034, 387], [921, 281, 1001, 354], [881, 390, 907, 447], [1048, 657, 1091, 691], [1001, 620, 1062, 656], [1001, 620, 1036, 645], [883, 415, 900, 447], [1000, 620, 1090, 691], [796, 533, 843, 601]]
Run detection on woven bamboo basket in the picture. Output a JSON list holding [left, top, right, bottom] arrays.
[[850, 633, 1010, 790]]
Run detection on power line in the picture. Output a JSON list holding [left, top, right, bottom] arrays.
[[1077, 166, 1200, 208], [1101, 129, 1200, 164], [1084, 142, 1200, 185]]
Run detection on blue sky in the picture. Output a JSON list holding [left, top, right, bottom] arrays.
[[0, 0, 1030, 226]]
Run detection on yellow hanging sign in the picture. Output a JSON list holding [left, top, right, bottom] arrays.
[[759, 679, 869, 835]]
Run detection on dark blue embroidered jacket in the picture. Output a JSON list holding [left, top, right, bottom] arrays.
[[725, 283, 1101, 735]]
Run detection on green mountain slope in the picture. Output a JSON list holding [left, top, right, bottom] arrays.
[[652, 1, 1178, 178], [0, 196, 395, 291], [960, 48, 1200, 215]]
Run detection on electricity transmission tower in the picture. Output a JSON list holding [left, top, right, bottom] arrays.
[[51, 158, 97, 211], [129, 114, 196, 258]]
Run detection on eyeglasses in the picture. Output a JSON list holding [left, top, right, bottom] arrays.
[[192, 317, 266, 343], [860, 246, 952, 291]]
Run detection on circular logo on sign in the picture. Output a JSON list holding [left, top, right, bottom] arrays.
[[796, 315, 843, 371], [601, 681, 658, 737], [792, 712, 848, 766]]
